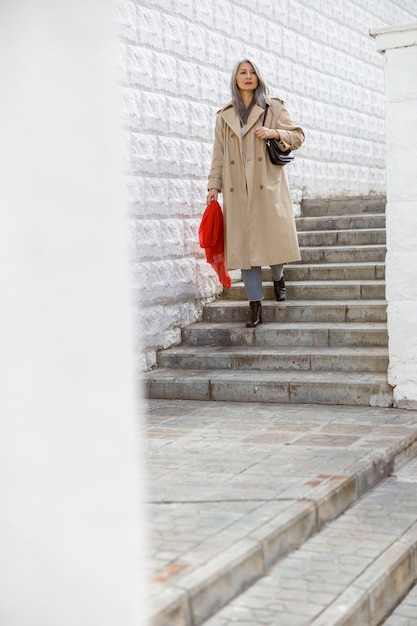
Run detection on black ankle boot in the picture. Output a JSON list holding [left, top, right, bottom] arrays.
[[273, 274, 286, 301], [246, 301, 262, 328]]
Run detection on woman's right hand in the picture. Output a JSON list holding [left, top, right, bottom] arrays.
[[206, 189, 218, 205]]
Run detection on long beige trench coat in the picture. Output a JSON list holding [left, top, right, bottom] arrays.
[[207, 97, 305, 271]]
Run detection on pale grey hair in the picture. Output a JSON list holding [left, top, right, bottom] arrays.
[[230, 58, 270, 124]]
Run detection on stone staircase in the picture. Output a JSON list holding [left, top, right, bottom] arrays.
[[145, 195, 393, 407]]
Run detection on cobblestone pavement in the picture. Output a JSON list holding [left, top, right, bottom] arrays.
[[145, 400, 417, 626], [203, 456, 417, 625], [381, 458, 417, 626]]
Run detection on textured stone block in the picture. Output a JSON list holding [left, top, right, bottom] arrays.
[[183, 219, 200, 257], [176, 60, 201, 99], [153, 52, 177, 94], [125, 44, 153, 89], [157, 137, 182, 177], [121, 88, 141, 131], [194, 1, 215, 27], [173, 258, 197, 298], [136, 5, 160, 46], [172, 0, 193, 20], [181, 140, 204, 177], [125, 175, 145, 214], [144, 177, 169, 217], [169, 179, 194, 217], [205, 31, 226, 68], [195, 260, 222, 298], [141, 93, 166, 133], [117, 0, 136, 43], [162, 327, 182, 350], [186, 23, 207, 63], [160, 219, 185, 258], [162, 13, 187, 57], [135, 219, 161, 260], [143, 304, 165, 346], [149, 260, 176, 302], [166, 96, 189, 136], [131, 133, 157, 175], [189, 103, 211, 141], [273, 0, 288, 24]]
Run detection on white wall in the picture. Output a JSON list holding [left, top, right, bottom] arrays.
[[371, 23, 417, 408], [118, 0, 417, 370], [0, 2, 146, 624]]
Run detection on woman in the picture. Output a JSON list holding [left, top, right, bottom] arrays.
[[206, 59, 305, 327]]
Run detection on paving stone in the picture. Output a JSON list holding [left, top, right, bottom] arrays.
[[204, 475, 417, 626], [146, 399, 417, 626]]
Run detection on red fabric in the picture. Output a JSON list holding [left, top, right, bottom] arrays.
[[199, 199, 231, 289]]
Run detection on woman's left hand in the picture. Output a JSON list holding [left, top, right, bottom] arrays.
[[255, 126, 279, 140]]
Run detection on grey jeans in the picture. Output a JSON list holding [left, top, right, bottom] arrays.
[[241, 265, 284, 301]]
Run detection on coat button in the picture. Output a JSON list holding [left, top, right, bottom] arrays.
[[229, 187, 234, 192], [258, 157, 263, 161], [231, 160, 235, 164], [259, 185, 264, 190]]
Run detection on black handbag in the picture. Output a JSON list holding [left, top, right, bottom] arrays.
[[262, 105, 294, 165]]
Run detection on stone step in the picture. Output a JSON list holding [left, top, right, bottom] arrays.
[[383, 577, 417, 625], [264, 262, 385, 281], [221, 280, 386, 301], [157, 345, 389, 373], [202, 456, 417, 626], [145, 194, 391, 415], [296, 212, 385, 231], [181, 321, 388, 348], [145, 369, 393, 406], [203, 299, 387, 324], [147, 401, 417, 626], [297, 227, 386, 247], [301, 195, 386, 217], [299, 244, 386, 263]]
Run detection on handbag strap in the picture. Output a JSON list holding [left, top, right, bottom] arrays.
[[262, 104, 269, 126]]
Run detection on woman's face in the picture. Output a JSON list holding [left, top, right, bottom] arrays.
[[236, 61, 258, 95]]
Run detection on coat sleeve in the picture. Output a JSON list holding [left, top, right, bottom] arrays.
[[207, 113, 224, 191], [273, 106, 305, 152]]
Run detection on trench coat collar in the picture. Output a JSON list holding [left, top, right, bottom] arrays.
[[220, 99, 270, 138]]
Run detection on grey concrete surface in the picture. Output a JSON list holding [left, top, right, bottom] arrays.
[[204, 456, 417, 626], [145, 399, 417, 626]]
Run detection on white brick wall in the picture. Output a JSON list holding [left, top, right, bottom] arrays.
[[118, 0, 417, 370]]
